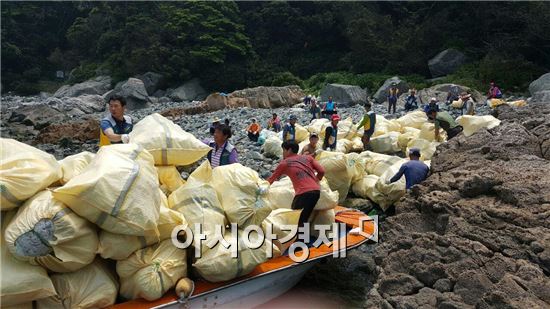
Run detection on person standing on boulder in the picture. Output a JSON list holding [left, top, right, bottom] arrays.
[[388, 148, 429, 190], [205, 124, 238, 168], [267, 140, 325, 235], [283, 115, 298, 142], [426, 107, 463, 141], [267, 113, 281, 132], [356, 102, 376, 150], [387, 83, 399, 114], [323, 114, 340, 151], [100, 95, 133, 146]]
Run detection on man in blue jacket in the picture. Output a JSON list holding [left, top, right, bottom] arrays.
[[388, 148, 429, 190]]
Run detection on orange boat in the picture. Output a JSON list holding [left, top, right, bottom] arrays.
[[110, 206, 377, 309]]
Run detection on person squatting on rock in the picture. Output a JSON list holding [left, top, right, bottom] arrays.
[[487, 81, 503, 100], [356, 102, 376, 151], [100, 95, 133, 145], [322, 96, 337, 119], [300, 132, 320, 157], [423, 97, 440, 114], [460, 92, 475, 116], [426, 107, 463, 141], [205, 124, 238, 168], [404, 88, 419, 111], [387, 82, 399, 114], [267, 140, 325, 239], [323, 114, 340, 151], [388, 148, 429, 190], [246, 118, 261, 142], [209, 117, 221, 135], [267, 113, 282, 132], [283, 115, 298, 142]]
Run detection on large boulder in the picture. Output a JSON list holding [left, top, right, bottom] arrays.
[[136, 72, 164, 96], [54, 76, 112, 98], [529, 73, 550, 96], [167, 78, 207, 102], [373, 77, 409, 104], [8, 95, 104, 129], [35, 118, 99, 144], [106, 78, 151, 109], [417, 83, 484, 105], [428, 49, 467, 78], [320, 84, 367, 106], [531, 90, 550, 103]]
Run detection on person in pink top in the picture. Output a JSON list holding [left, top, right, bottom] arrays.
[[267, 140, 325, 234]]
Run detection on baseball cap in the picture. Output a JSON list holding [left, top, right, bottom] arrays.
[[331, 114, 341, 121]]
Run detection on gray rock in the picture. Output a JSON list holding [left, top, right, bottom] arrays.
[[453, 271, 493, 305], [428, 49, 467, 77], [320, 83, 367, 106], [373, 76, 409, 104], [250, 151, 264, 161], [528, 72, 550, 95], [379, 273, 424, 296], [107, 78, 151, 110], [531, 90, 550, 103], [433, 279, 453, 293], [54, 75, 112, 98], [136, 72, 164, 96], [417, 83, 484, 106], [153, 89, 166, 98], [168, 78, 207, 102]]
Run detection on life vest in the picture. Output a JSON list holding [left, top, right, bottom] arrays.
[[325, 101, 335, 111], [99, 114, 133, 147]]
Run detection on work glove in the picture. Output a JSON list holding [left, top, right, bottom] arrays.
[[121, 134, 130, 144]]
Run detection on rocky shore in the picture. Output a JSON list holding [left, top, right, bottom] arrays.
[[302, 102, 550, 308]]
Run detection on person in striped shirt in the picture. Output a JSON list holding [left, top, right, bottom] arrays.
[[205, 124, 238, 168]]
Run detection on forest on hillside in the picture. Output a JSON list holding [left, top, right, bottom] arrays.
[[2, 1, 550, 95]]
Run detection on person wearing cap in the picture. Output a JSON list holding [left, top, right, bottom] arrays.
[[322, 96, 337, 119], [356, 102, 376, 150], [323, 114, 340, 151], [426, 107, 463, 141], [209, 117, 221, 135], [267, 113, 281, 132], [100, 95, 133, 146], [267, 140, 325, 238], [283, 115, 298, 142], [460, 92, 475, 116], [423, 97, 440, 114], [300, 132, 321, 157], [246, 118, 261, 142], [205, 124, 238, 168], [387, 83, 400, 114], [388, 148, 429, 190]]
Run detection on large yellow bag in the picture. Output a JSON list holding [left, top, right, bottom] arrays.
[[309, 209, 336, 238], [262, 209, 301, 253], [59, 151, 95, 185], [360, 151, 405, 177], [307, 118, 329, 135], [117, 239, 187, 301], [211, 164, 272, 228], [372, 115, 402, 137], [397, 129, 420, 151], [350, 136, 364, 152], [1, 211, 56, 306], [98, 203, 187, 260], [169, 162, 225, 254], [456, 115, 501, 137], [418, 122, 447, 142], [374, 161, 407, 211], [129, 113, 211, 166], [396, 111, 428, 129], [36, 260, 119, 309], [193, 229, 279, 282], [369, 132, 401, 154], [4, 190, 98, 273], [266, 177, 338, 211], [507, 100, 527, 107], [261, 136, 283, 158], [488, 98, 505, 108], [337, 117, 358, 140], [1, 138, 62, 210], [156, 165, 185, 195], [351, 175, 379, 199], [295, 124, 310, 143], [53, 144, 161, 237], [406, 138, 440, 161], [336, 138, 353, 154], [317, 152, 364, 203]]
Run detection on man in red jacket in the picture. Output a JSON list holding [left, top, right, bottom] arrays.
[[268, 140, 325, 235]]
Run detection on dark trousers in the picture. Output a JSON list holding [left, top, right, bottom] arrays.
[[388, 97, 397, 114], [248, 131, 259, 142], [446, 126, 463, 140], [291, 190, 321, 238]]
